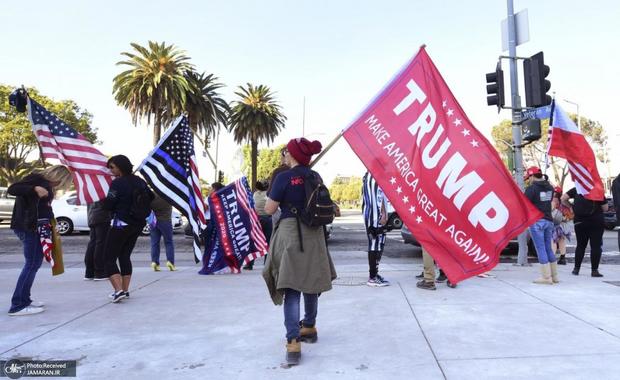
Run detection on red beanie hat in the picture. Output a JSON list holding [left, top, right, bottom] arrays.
[[287, 137, 322, 166]]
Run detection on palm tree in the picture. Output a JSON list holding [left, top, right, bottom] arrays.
[[112, 41, 193, 146], [178, 70, 230, 145], [229, 83, 286, 189]]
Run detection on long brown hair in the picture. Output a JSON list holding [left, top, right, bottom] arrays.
[[38, 165, 73, 191]]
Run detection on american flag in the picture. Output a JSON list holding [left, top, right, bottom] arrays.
[[28, 98, 112, 204], [138, 115, 206, 262], [37, 221, 54, 267]]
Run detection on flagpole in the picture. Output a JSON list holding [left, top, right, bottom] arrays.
[[309, 132, 342, 168]]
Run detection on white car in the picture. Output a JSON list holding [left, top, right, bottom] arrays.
[[52, 192, 183, 236], [52, 193, 89, 235]]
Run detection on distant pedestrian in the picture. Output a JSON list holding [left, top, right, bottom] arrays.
[[211, 182, 224, 192], [416, 246, 457, 290], [103, 155, 153, 303], [551, 188, 572, 265], [262, 137, 337, 365], [7, 165, 72, 316], [84, 200, 111, 280], [524, 166, 558, 285], [362, 172, 390, 287], [149, 193, 176, 272], [244, 180, 272, 270], [561, 187, 607, 277]]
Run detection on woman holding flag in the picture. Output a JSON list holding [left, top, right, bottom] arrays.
[[7, 165, 72, 316], [262, 137, 337, 365]]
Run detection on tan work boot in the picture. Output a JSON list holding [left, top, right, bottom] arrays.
[[549, 261, 560, 283], [533, 263, 553, 285], [286, 338, 301, 365], [300, 324, 318, 343]]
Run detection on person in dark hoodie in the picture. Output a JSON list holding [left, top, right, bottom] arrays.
[[524, 166, 559, 285], [84, 200, 111, 280], [7, 165, 72, 316], [102, 155, 153, 303]]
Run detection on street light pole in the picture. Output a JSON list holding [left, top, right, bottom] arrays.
[[563, 98, 580, 130], [507, 0, 529, 266]]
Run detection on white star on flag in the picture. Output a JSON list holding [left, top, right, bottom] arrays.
[[390, 177, 396, 185], [409, 206, 415, 214], [416, 216, 423, 223], [453, 118, 462, 126], [396, 186, 402, 194], [403, 196, 409, 203], [442, 100, 447, 108], [446, 109, 454, 117], [461, 128, 470, 137], [471, 140, 479, 148]]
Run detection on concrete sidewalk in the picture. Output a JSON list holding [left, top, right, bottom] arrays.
[[1, 257, 620, 379]]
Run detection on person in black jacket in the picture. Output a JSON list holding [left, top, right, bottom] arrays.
[[612, 174, 620, 252], [524, 167, 558, 285], [561, 187, 608, 277], [84, 200, 111, 280], [7, 165, 72, 316], [102, 155, 153, 303]]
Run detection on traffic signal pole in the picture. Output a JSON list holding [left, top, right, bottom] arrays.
[[507, 0, 530, 266]]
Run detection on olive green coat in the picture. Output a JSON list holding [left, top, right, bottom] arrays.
[[262, 218, 337, 305]]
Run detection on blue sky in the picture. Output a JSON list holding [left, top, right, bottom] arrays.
[[2, 0, 619, 185]]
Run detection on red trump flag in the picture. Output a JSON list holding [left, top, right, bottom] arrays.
[[343, 47, 542, 283]]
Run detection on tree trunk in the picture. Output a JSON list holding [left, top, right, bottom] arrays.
[[154, 108, 162, 147], [251, 138, 258, 191]]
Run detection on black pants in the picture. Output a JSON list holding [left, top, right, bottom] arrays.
[[85, 223, 110, 278], [574, 219, 604, 271], [104, 224, 142, 276]]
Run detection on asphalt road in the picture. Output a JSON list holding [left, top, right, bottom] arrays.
[[1, 210, 619, 270]]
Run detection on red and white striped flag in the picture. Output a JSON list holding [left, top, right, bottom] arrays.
[[548, 101, 605, 201], [28, 98, 113, 205]]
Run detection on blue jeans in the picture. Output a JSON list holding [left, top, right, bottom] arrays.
[[150, 220, 174, 264], [529, 219, 556, 264], [283, 289, 318, 341], [10, 229, 44, 313]]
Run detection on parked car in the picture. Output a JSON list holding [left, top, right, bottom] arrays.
[[141, 211, 183, 235], [0, 187, 16, 223], [52, 192, 89, 235], [52, 192, 182, 236]]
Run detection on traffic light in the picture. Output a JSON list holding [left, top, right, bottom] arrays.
[[485, 62, 505, 111], [523, 51, 551, 107], [217, 170, 224, 184]]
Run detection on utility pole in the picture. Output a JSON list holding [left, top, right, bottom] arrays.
[[507, 0, 529, 266]]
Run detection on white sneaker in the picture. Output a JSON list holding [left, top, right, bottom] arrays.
[[8, 306, 45, 316], [30, 301, 45, 307]]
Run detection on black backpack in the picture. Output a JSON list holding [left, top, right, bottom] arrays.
[[292, 169, 336, 227], [129, 181, 153, 222]]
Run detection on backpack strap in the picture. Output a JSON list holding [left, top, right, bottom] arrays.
[[289, 206, 304, 252]]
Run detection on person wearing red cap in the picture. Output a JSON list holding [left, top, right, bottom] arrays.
[[524, 166, 559, 285], [262, 137, 337, 365]]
